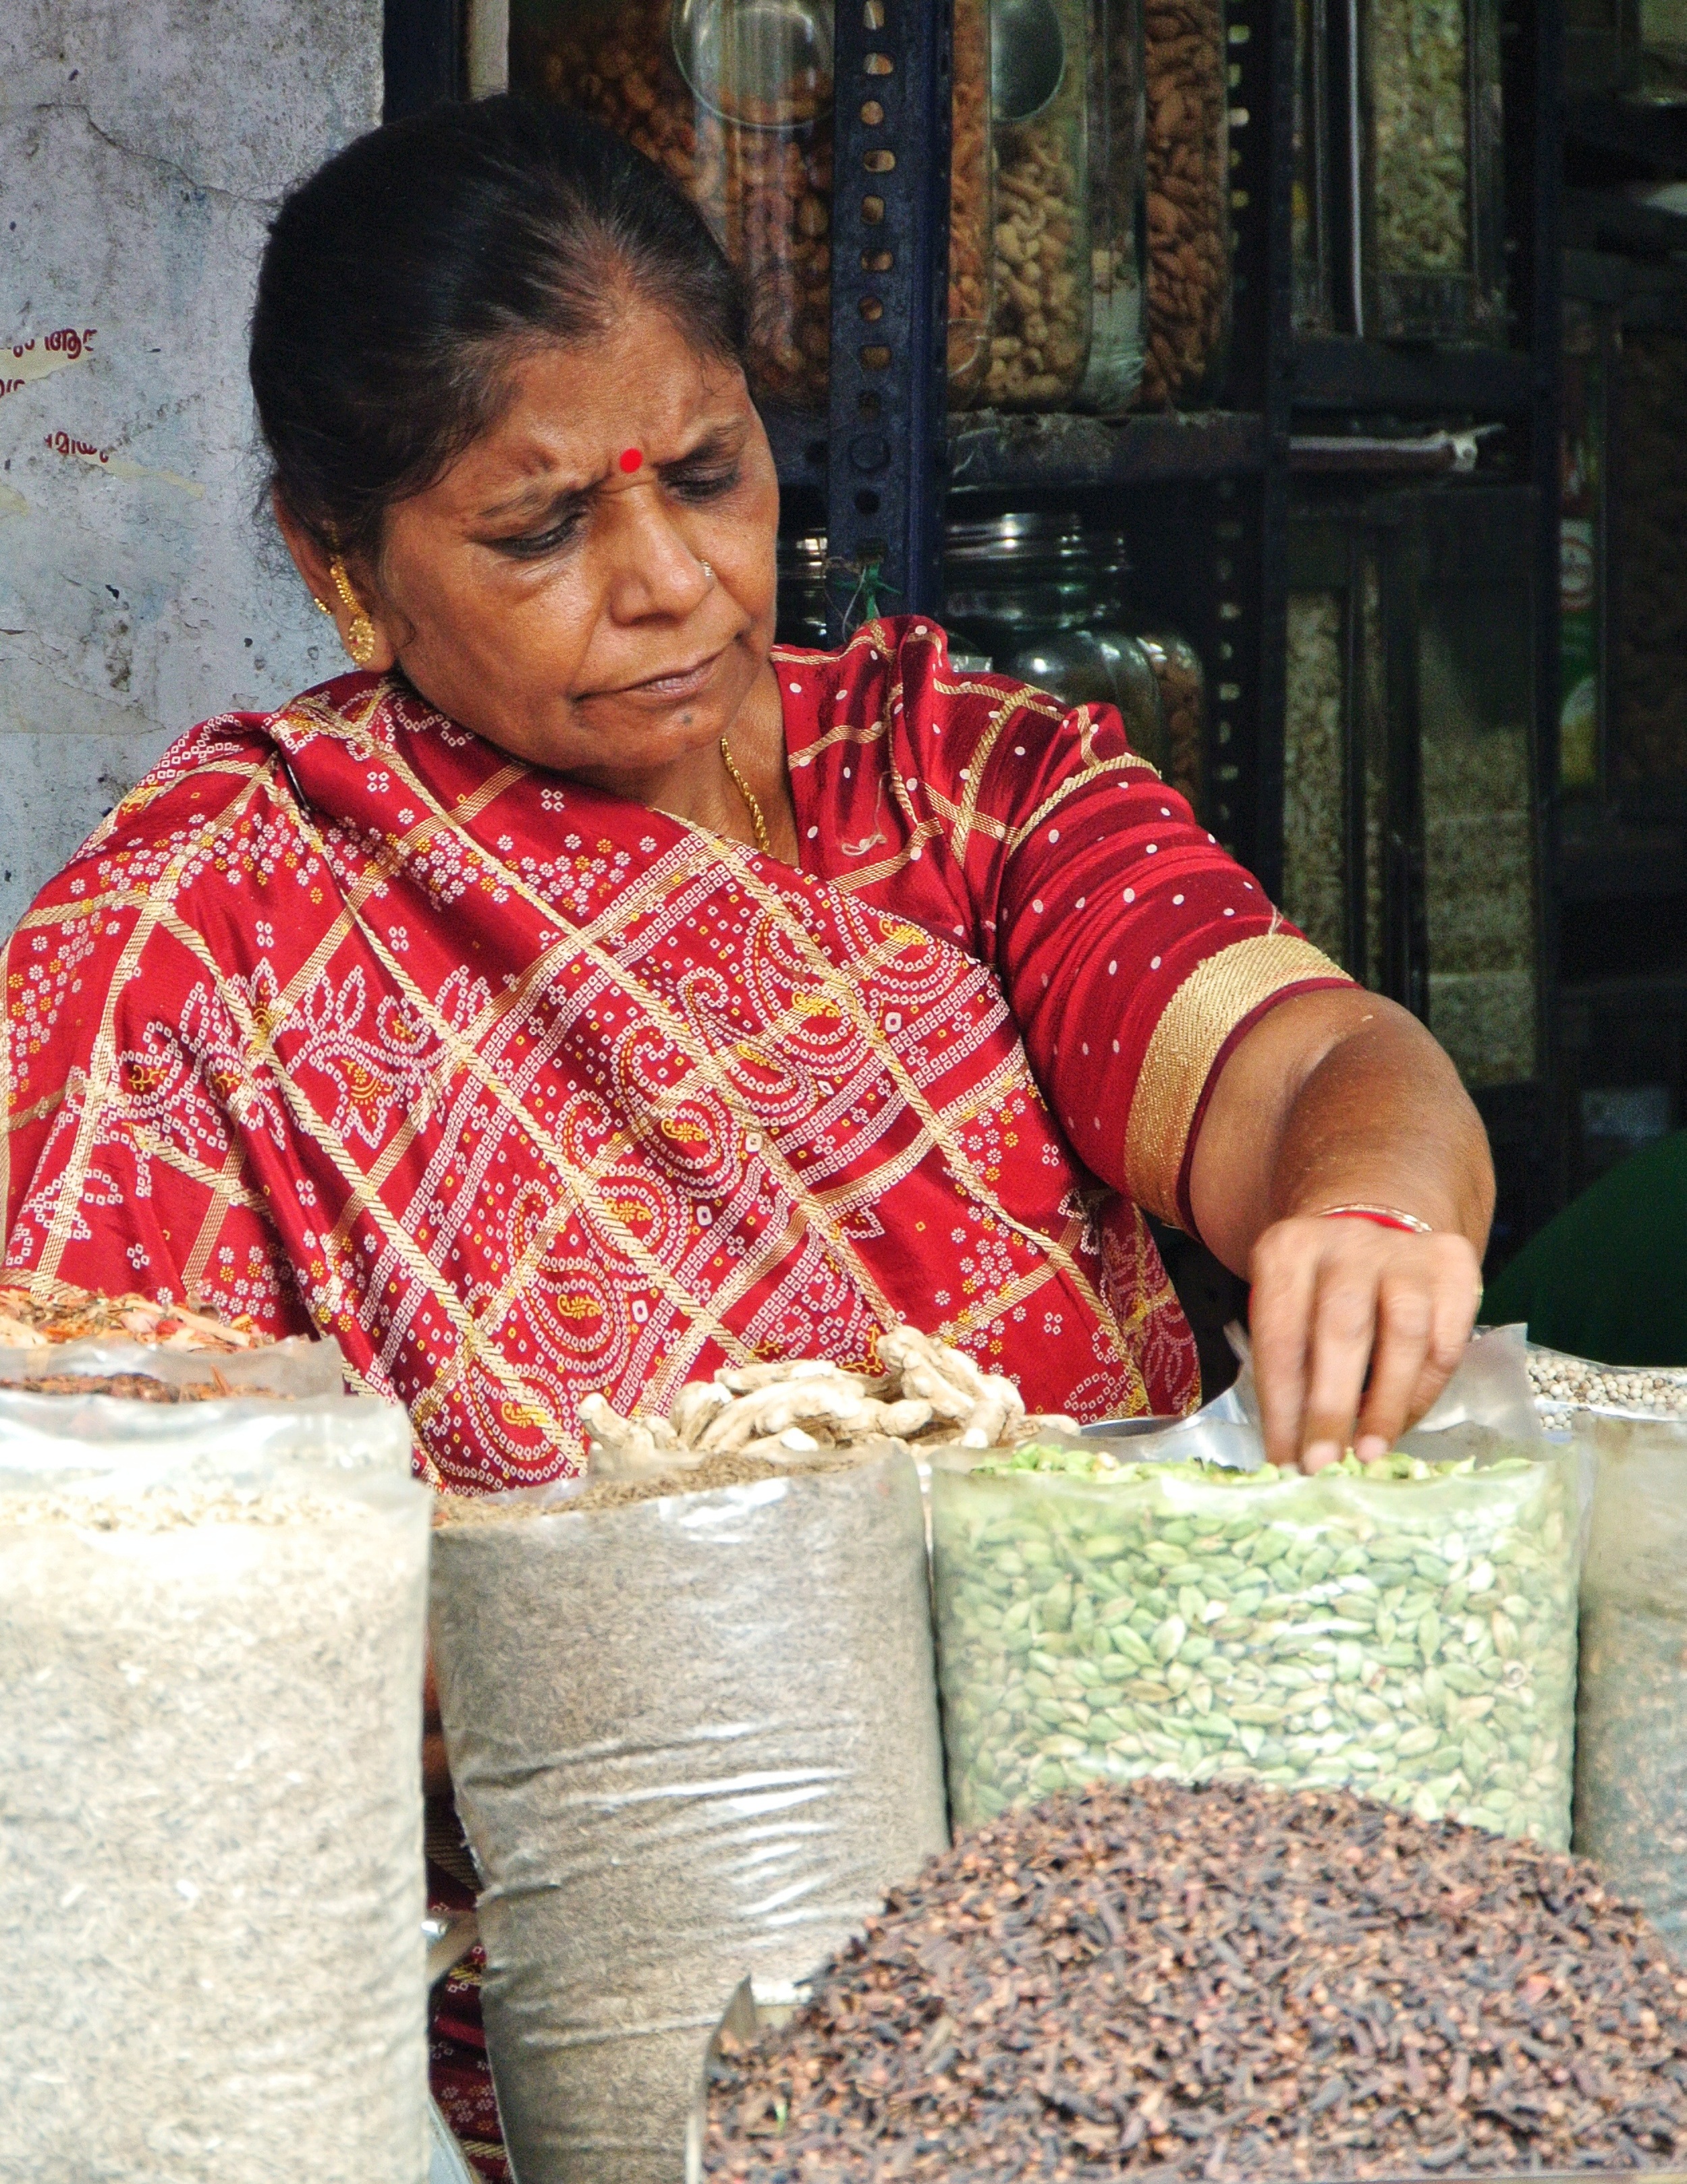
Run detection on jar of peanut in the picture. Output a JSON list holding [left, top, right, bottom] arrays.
[[1138, 0, 1232, 406], [1358, 0, 1505, 343], [511, 0, 835, 407]]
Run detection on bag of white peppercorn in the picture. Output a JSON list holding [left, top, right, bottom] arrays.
[[430, 1440, 947, 2184], [931, 1342, 1579, 1846], [1574, 1412, 1687, 1949], [0, 1393, 431, 2181]]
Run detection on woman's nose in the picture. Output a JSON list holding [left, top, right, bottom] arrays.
[[601, 484, 712, 622]]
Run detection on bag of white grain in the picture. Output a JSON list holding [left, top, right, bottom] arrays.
[[933, 1325, 1582, 1845], [0, 1385, 431, 2183], [429, 1439, 949, 2184]]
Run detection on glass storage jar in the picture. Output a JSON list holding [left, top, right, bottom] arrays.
[[1076, 0, 1147, 410], [516, 1, 995, 411], [511, 0, 836, 405], [1139, 0, 1232, 405], [1134, 629, 1206, 812], [943, 513, 1169, 770], [983, 0, 1094, 409], [949, 0, 998, 403], [1357, 0, 1505, 343]]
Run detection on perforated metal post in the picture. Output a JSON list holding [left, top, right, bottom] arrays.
[[823, 0, 953, 638]]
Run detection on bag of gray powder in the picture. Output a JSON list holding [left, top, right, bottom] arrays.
[[0, 1391, 431, 2181], [1574, 1411, 1687, 1951], [429, 1441, 949, 2184]]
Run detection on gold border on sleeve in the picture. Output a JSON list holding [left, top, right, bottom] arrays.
[[1124, 933, 1349, 1222]]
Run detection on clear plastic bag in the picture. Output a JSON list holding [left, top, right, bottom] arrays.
[[0, 1328, 346, 1395], [1573, 1411, 1687, 1949], [933, 1332, 1579, 1844], [0, 1395, 429, 2181], [430, 1445, 948, 2184]]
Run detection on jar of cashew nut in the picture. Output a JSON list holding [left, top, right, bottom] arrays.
[[984, 0, 1095, 409]]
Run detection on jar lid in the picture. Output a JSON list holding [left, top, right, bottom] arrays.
[[943, 511, 1129, 572], [778, 532, 831, 577]]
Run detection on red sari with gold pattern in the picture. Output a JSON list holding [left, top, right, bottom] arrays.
[[0, 617, 1346, 2177], [1, 619, 1342, 1480]]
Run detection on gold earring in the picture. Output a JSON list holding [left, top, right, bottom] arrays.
[[328, 555, 377, 668]]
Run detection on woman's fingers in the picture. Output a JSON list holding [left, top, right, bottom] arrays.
[[1249, 1219, 1484, 1470], [1248, 1219, 1322, 1469], [1295, 1237, 1383, 1472]]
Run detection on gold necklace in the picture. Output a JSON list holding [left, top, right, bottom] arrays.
[[719, 733, 772, 856]]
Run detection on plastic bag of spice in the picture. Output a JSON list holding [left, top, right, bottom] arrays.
[[0, 1393, 430, 2179], [429, 1441, 948, 2184], [932, 1336, 1579, 1843], [1573, 1411, 1687, 1949]]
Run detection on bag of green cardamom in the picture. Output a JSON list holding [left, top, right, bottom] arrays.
[[931, 1436, 1579, 1847]]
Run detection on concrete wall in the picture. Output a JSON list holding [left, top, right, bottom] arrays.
[[0, 0, 383, 931]]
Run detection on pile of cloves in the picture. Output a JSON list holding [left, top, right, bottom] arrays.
[[704, 1776, 1687, 2179]]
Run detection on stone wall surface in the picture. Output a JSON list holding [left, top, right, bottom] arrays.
[[0, 0, 381, 931]]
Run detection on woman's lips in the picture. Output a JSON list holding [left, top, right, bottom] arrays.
[[617, 646, 725, 701]]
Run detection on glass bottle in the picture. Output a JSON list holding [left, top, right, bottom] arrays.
[[983, 0, 1094, 409], [512, 0, 835, 406], [1357, 0, 1505, 343], [1138, 0, 1232, 405], [943, 513, 1169, 767]]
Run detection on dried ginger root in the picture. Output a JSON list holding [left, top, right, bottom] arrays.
[[580, 1327, 1082, 1475]]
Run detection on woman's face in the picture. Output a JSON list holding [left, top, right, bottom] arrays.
[[304, 296, 781, 791]]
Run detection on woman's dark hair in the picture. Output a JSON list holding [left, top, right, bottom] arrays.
[[250, 96, 749, 557]]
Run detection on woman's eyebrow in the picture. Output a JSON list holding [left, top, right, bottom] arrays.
[[654, 420, 748, 470], [472, 474, 592, 527]]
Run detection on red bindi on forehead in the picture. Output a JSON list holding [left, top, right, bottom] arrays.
[[617, 447, 643, 474]]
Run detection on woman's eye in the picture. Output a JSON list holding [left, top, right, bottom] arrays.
[[669, 464, 741, 504], [495, 511, 586, 559]]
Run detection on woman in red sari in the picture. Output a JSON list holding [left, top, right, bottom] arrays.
[[0, 99, 1491, 2171]]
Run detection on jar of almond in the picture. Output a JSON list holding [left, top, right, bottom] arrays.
[[1138, 0, 1232, 407], [512, 0, 835, 407]]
